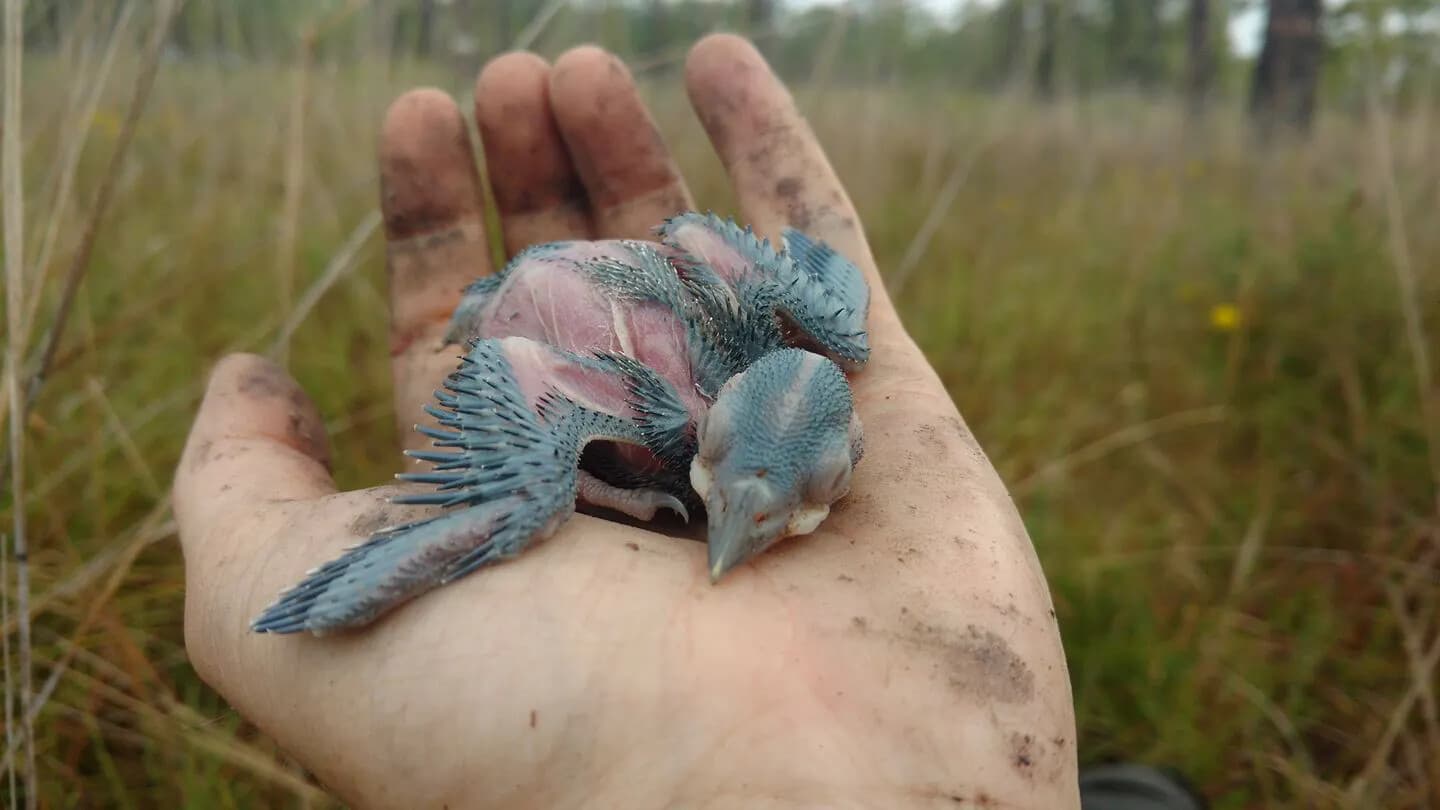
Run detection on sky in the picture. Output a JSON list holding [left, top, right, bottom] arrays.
[[785, 0, 1268, 57]]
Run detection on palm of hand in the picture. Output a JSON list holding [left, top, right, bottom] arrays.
[[175, 36, 1078, 809]]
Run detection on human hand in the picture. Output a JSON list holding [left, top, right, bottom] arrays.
[[174, 35, 1078, 809]]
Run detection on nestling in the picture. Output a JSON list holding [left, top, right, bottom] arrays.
[[251, 214, 871, 634]]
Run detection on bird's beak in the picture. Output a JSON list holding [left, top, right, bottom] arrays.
[[707, 509, 754, 583]]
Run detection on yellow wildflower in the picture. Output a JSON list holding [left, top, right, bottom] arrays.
[[1209, 303, 1241, 332]]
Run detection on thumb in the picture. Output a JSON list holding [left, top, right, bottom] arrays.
[[173, 353, 336, 554]]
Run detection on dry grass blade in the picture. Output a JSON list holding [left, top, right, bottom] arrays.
[[1078, 543, 1440, 581], [887, 142, 990, 297], [805, 5, 852, 105], [0, 502, 171, 774], [271, 0, 368, 367], [30, 387, 192, 505], [21, 652, 334, 805], [273, 33, 312, 370], [0, 520, 174, 637], [21, 2, 137, 342], [1345, 629, 1440, 803], [1364, 69, 1440, 537], [1381, 581, 1440, 786], [0, 527, 10, 810], [84, 378, 163, 500], [513, 0, 569, 51], [2, 0, 36, 802], [269, 209, 381, 358], [1228, 481, 1276, 595], [1013, 406, 1226, 495], [1228, 673, 1320, 788], [23, 0, 183, 414]]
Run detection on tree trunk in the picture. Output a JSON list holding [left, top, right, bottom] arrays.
[[748, 0, 775, 58], [1250, 0, 1324, 135], [170, 3, 192, 56], [997, 0, 1026, 90], [748, 0, 775, 30], [1137, 0, 1161, 89], [417, 0, 435, 58], [1035, 0, 1059, 99], [496, 0, 512, 53], [1186, 0, 1214, 117]]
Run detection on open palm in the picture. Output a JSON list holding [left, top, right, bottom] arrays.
[[174, 35, 1078, 809]]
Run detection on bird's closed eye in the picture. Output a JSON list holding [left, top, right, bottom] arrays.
[[807, 455, 853, 504]]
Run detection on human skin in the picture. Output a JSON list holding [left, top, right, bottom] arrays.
[[173, 35, 1079, 810]]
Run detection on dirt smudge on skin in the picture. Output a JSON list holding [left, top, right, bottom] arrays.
[[909, 622, 1035, 705], [239, 370, 286, 399], [186, 361, 333, 478], [853, 611, 1037, 705], [1009, 730, 1065, 785], [991, 601, 1033, 626], [349, 506, 397, 537], [945, 415, 976, 444], [775, 176, 803, 198], [911, 422, 961, 462], [773, 175, 815, 229], [1011, 732, 1035, 774], [279, 403, 330, 470], [188, 440, 214, 470]]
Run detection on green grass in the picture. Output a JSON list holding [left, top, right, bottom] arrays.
[[5, 51, 1438, 809]]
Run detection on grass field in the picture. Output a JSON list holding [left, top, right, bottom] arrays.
[[4, 40, 1439, 810]]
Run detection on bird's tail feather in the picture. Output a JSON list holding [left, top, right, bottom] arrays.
[[250, 495, 557, 635]]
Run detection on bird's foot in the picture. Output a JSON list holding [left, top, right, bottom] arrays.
[[577, 471, 689, 523]]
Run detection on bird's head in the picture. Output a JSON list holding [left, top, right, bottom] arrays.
[[689, 348, 863, 582]]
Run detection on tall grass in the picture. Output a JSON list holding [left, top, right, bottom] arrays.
[[3, 29, 1438, 810]]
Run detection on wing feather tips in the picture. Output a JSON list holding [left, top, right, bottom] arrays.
[[250, 511, 510, 635], [780, 227, 871, 316]]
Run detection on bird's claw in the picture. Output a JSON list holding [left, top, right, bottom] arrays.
[[659, 494, 689, 524]]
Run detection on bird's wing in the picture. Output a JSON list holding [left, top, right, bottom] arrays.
[[658, 211, 871, 369], [780, 227, 870, 325], [250, 336, 666, 635], [769, 227, 872, 368], [657, 211, 786, 288]]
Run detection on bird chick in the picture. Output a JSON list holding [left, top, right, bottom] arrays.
[[251, 214, 872, 635]]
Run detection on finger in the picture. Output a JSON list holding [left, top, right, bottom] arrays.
[[549, 46, 694, 239], [474, 52, 594, 256], [684, 35, 906, 346], [174, 353, 336, 555], [379, 88, 494, 448]]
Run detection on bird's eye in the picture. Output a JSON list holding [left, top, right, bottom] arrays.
[[807, 453, 853, 503]]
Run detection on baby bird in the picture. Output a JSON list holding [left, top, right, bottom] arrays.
[[251, 214, 870, 635]]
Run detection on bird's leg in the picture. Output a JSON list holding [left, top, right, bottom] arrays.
[[577, 470, 689, 523]]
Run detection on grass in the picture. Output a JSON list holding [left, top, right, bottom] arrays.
[[4, 36, 1439, 810]]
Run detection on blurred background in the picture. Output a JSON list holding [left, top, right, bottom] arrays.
[[2, 0, 1438, 807]]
